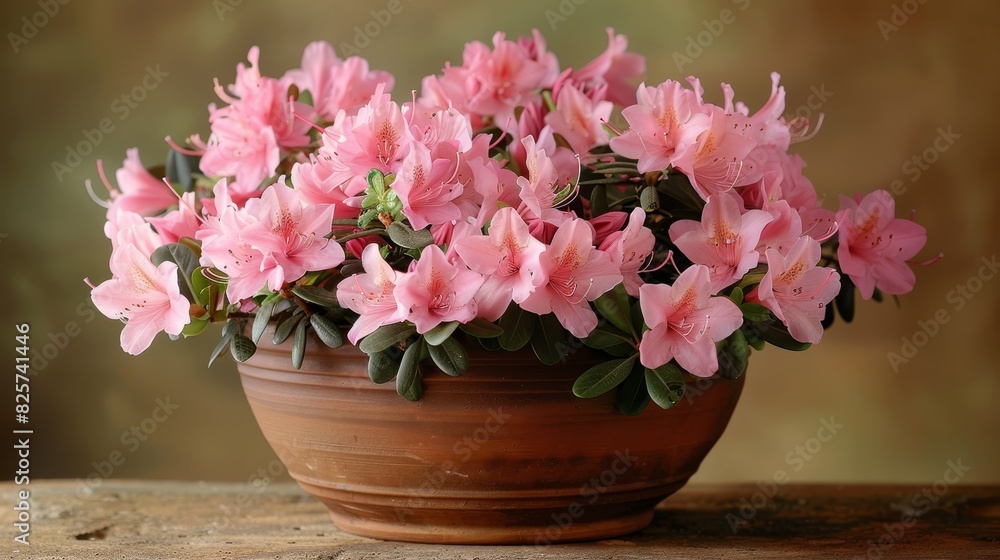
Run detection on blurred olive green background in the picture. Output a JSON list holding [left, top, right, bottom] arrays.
[[1, 1, 996, 487]]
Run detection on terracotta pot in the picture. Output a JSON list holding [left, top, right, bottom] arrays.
[[237, 328, 744, 545]]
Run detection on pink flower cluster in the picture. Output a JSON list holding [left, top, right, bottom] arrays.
[[89, 29, 931, 378]]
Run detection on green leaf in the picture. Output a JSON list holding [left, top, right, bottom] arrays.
[[740, 302, 772, 323], [590, 184, 608, 216], [367, 168, 386, 195], [728, 286, 744, 306], [291, 318, 308, 369], [230, 334, 257, 363], [479, 336, 502, 351], [615, 365, 649, 416], [583, 323, 633, 350], [424, 321, 460, 346], [458, 317, 504, 339], [716, 329, 749, 380], [291, 285, 339, 308], [645, 363, 686, 410], [272, 313, 302, 345], [758, 321, 811, 351], [182, 316, 209, 337], [396, 339, 423, 401], [530, 313, 568, 366], [190, 267, 214, 308], [208, 320, 238, 368], [358, 207, 380, 228], [594, 283, 632, 334], [387, 221, 434, 250], [498, 304, 535, 351], [639, 186, 659, 212], [573, 355, 638, 398], [165, 148, 198, 192], [603, 340, 637, 357], [428, 337, 468, 376], [310, 314, 343, 348], [359, 322, 416, 354], [835, 275, 856, 323], [368, 350, 399, 384], [151, 243, 199, 302], [252, 295, 280, 344]]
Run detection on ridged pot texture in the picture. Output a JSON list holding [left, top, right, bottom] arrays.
[[237, 328, 744, 544]]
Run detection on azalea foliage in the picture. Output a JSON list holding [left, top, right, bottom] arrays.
[[88, 29, 934, 414]]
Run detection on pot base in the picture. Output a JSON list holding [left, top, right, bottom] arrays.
[[301, 478, 686, 544]]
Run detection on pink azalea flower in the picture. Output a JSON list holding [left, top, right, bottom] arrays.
[[669, 193, 773, 292], [330, 84, 413, 181], [289, 154, 360, 217], [198, 199, 270, 303], [573, 27, 646, 107], [638, 264, 743, 377], [394, 245, 484, 334], [107, 149, 178, 217], [438, 31, 554, 125], [91, 244, 190, 355], [284, 41, 394, 122], [147, 192, 201, 244], [337, 243, 406, 345], [609, 80, 709, 173], [105, 208, 161, 258], [545, 82, 613, 154], [520, 217, 623, 338], [749, 236, 840, 345], [392, 142, 465, 230], [836, 190, 927, 299], [671, 106, 762, 201], [599, 208, 655, 296], [240, 183, 345, 291], [589, 211, 628, 245], [199, 104, 280, 196], [453, 207, 547, 321]]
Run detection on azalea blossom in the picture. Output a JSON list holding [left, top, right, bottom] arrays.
[[836, 190, 927, 299], [572, 27, 646, 107], [453, 207, 547, 321], [391, 142, 464, 230], [671, 106, 761, 200], [749, 236, 840, 344], [609, 80, 708, 173], [283, 41, 394, 122], [638, 265, 743, 376], [394, 245, 484, 334], [240, 183, 345, 291], [337, 243, 406, 344], [598, 208, 655, 296], [545, 82, 613, 154], [520, 218, 623, 338], [106, 148, 178, 217], [669, 193, 773, 292], [91, 243, 190, 355]]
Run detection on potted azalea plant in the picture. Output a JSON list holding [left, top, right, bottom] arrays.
[[87, 29, 932, 544]]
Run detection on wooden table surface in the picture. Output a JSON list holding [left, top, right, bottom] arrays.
[[2, 481, 997, 559]]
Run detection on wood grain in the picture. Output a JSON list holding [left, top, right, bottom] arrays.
[[2, 481, 997, 558]]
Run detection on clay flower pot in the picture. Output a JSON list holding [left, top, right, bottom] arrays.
[[238, 329, 744, 545]]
